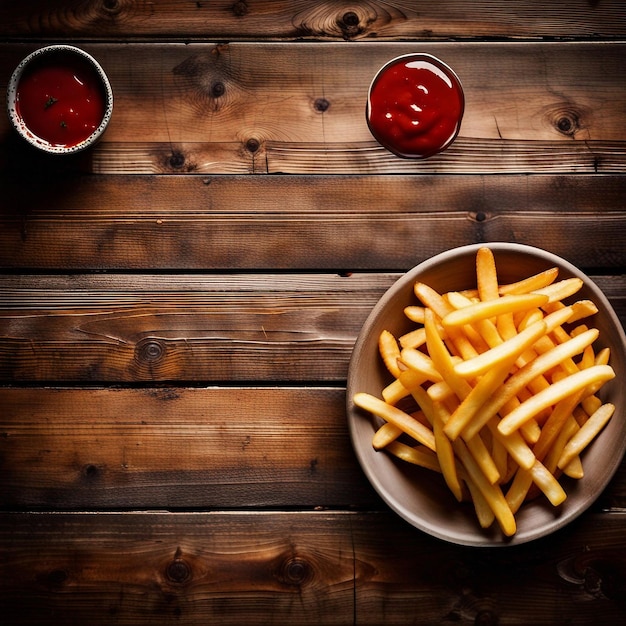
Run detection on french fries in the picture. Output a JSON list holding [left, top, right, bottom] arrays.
[[354, 247, 616, 537]]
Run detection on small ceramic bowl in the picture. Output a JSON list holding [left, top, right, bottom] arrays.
[[7, 45, 113, 155], [347, 243, 626, 546]]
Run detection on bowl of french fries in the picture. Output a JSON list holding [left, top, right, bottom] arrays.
[[347, 243, 626, 546]]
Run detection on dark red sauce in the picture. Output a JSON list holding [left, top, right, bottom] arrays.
[[16, 53, 106, 147], [367, 54, 464, 159]]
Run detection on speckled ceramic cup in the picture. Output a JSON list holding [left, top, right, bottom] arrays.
[[7, 45, 113, 154]]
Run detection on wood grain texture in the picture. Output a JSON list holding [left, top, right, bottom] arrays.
[[2, 11, 626, 625], [2, 42, 626, 175], [1, 386, 624, 512], [0, 386, 378, 509], [84, 138, 626, 175], [2, 174, 626, 271], [1, 272, 624, 383], [0, 273, 384, 382], [2, 0, 626, 40], [1, 511, 626, 625]]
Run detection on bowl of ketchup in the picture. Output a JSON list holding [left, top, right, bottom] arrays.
[[366, 53, 464, 159], [7, 45, 113, 155]]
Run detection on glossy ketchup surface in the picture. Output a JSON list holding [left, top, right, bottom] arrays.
[[16, 53, 106, 147], [367, 54, 464, 159]]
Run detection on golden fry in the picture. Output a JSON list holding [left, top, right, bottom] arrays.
[[466, 432, 501, 485], [543, 416, 580, 474], [497, 365, 615, 436], [453, 320, 547, 379], [487, 417, 536, 471], [462, 327, 599, 440], [373, 421, 403, 449], [561, 455, 584, 480], [491, 435, 510, 484], [433, 402, 463, 501], [528, 460, 567, 506], [400, 346, 443, 382], [399, 327, 427, 349], [532, 391, 583, 461], [499, 267, 559, 295], [532, 277, 584, 303], [382, 377, 411, 405], [443, 293, 549, 328], [453, 438, 517, 537], [444, 357, 513, 441], [464, 474, 497, 528], [476, 246, 500, 303], [378, 329, 402, 378], [354, 392, 437, 451], [426, 379, 455, 403], [425, 308, 473, 400], [505, 467, 534, 514], [557, 403, 615, 470], [385, 441, 442, 473], [414, 282, 453, 318], [404, 305, 426, 324]]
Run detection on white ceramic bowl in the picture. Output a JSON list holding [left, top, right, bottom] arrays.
[[7, 45, 113, 154], [347, 243, 626, 546]]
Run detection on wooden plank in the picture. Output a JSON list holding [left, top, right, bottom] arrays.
[[2, 175, 626, 270], [263, 138, 626, 175], [0, 273, 624, 383], [79, 138, 626, 175], [0, 274, 382, 382], [1, 510, 626, 625], [0, 387, 379, 509], [1, 386, 624, 511], [2, 0, 626, 40], [2, 42, 626, 175]]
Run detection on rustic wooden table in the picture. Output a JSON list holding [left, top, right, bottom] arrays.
[[1, 2, 626, 624]]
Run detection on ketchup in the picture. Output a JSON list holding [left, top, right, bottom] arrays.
[[367, 54, 464, 159], [15, 52, 106, 148]]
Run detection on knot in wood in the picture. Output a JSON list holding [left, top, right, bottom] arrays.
[[281, 557, 312, 586], [474, 610, 498, 626], [246, 138, 261, 153], [166, 559, 191, 584], [338, 10, 363, 37], [342, 11, 360, 27], [136, 339, 165, 364], [83, 463, 100, 478], [211, 81, 225, 98], [47, 568, 69, 587], [169, 151, 186, 170], [555, 112, 580, 136], [101, 0, 122, 15], [543, 102, 589, 138], [231, 0, 248, 17], [582, 566, 602, 595], [314, 97, 330, 113], [469, 211, 489, 223]]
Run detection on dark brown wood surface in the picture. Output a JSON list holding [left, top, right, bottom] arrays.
[[2, 511, 626, 626], [2, 0, 626, 40], [1, 1, 625, 624], [2, 41, 626, 175]]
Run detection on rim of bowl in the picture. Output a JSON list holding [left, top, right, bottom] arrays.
[[6, 44, 114, 155], [366, 52, 465, 159], [347, 242, 626, 546]]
